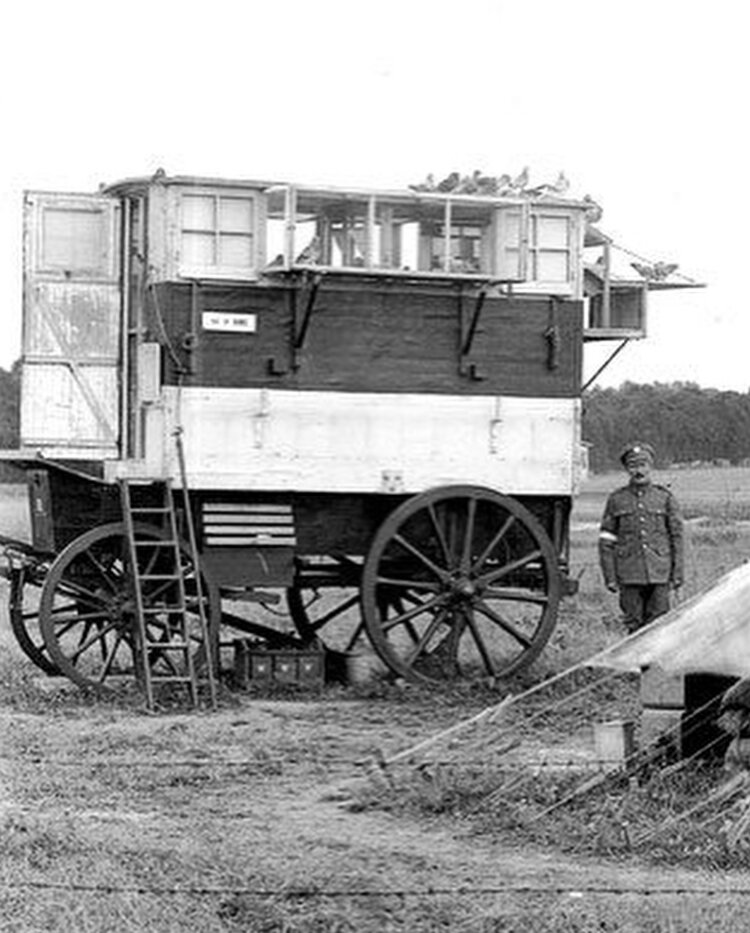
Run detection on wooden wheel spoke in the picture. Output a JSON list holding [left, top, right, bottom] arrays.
[[54, 582, 110, 612], [473, 598, 532, 648], [462, 606, 497, 677], [427, 503, 452, 568], [471, 514, 515, 573], [380, 592, 447, 633], [82, 550, 120, 593], [24, 604, 75, 622], [476, 548, 543, 586], [304, 593, 360, 632], [344, 622, 365, 652], [461, 496, 477, 572], [392, 533, 449, 582], [96, 633, 126, 683], [69, 619, 121, 661], [404, 605, 449, 666]]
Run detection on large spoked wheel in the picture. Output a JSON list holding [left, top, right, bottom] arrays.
[[361, 485, 561, 684], [8, 565, 61, 676], [39, 522, 220, 692]]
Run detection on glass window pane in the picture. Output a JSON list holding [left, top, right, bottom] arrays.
[[536, 251, 569, 281], [182, 195, 215, 231], [219, 233, 253, 267], [182, 232, 215, 265], [536, 215, 569, 249], [219, 198, 253, 233], [42, 208, 106, 271]]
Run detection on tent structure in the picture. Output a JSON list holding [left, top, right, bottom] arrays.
[[587, 561, 750, 678]]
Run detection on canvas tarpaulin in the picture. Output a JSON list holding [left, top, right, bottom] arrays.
[[586, 561, 750, 677]]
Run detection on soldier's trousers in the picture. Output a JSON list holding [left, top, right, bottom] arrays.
[[619, 584, 671, 633]]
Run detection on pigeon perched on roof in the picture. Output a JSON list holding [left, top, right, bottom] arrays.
[[553, 171, 570, 194], [436, 171, 461, 192], [582, 194, 603, 224], [509, 166, 529, 191], [631, 261, 679, 281], [409, 173, 437, 192]]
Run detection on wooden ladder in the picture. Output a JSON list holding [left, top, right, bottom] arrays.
[[119, 477, 217, 710]]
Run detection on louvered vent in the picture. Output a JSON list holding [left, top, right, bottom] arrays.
[[202, 503, 296, 547]]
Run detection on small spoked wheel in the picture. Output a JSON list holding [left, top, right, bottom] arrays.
[[287, 586, 365, 651], [39, 522, 220, 692], [361, 485, 561, 684], [287, 555, 365, 652], [8, 564, 61, 676]]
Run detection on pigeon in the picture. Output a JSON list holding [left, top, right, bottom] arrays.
[[630, 261, 679, 281], [582, 194, 603, 224], [653, 261, 679, 280], [295, 236, 322, 264], [494, 173, 513, 195], [553, 171, 570, 194], [509, 166, 529, 191], [473, 172, 499, 195], [409, 173, 436, 192], [457, 173, 479, 194], [436, 171, 461, 192]]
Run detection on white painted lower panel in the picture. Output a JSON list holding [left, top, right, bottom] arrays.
[[111, 388, 583, 496]]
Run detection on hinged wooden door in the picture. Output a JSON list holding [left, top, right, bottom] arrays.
[[21, 192, 121, 455]]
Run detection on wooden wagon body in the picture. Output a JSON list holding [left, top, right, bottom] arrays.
[[1, 171, 693, 697]]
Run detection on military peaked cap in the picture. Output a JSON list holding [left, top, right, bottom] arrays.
[[619, 441, 656, 466]]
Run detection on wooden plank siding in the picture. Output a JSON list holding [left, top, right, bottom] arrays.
[[149, 281, 583, 398]]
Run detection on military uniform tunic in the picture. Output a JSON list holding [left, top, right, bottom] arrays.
[[599, 481, 684, 632], [599, 482, 684, 587]]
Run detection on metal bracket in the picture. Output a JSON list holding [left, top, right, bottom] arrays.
[[544, 296, 562, 371], [459, 285, 488, 380], [293, 271, 324, 364], [581, 338, 631, 393]]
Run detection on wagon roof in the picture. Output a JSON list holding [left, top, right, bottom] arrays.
[[102, 172, 592, 211]]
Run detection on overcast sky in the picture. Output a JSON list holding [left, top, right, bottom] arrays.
[[0, 0, 745, 390]]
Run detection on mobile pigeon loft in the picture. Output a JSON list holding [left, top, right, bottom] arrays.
[[0, 169, 699, 700]]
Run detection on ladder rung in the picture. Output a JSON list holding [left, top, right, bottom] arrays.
[[150, 675, 194, 684], [141, 607, 186, 615], [139, 574, 181, 581], [134, 539, 178, 547], [145, 640, 190, 649], [130, 507, 171, 514]]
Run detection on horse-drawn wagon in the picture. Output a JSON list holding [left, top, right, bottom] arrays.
[[0, 169, 693, 701]]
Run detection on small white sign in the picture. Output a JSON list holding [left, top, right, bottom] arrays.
[[202, 311, 257, 333]]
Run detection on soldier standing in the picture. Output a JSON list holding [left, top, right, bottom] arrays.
[[598, 442, 684, 632]]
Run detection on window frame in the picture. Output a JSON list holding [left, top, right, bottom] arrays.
[[494, 205, 582, 296], [176, 186, 264, 281]]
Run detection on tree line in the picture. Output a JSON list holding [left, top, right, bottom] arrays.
[[583, 382, 750, 472], [1, 363, 749, 474]]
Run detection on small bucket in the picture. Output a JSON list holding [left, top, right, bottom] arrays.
[[593, 719, 636, 771]]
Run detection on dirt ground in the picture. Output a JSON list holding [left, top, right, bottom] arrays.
[[3, 582, 750, 931]]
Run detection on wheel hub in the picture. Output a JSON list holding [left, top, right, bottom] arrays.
[[449, 574, 478, 599]]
